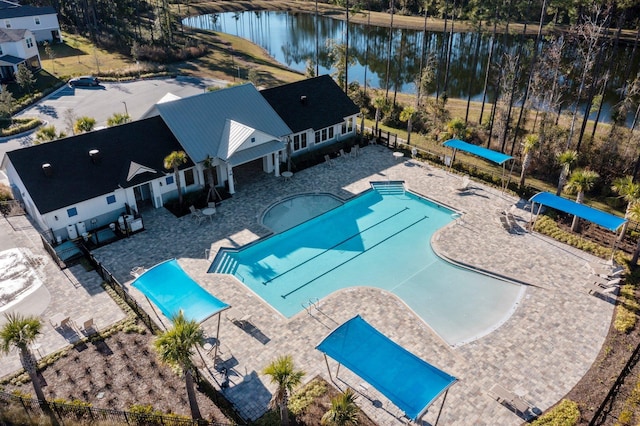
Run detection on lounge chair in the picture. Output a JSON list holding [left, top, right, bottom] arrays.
[[500, 215, 513, 233], [227, 312, 252, 328], [488, 383, 532, 416], [189, 205, 206, 225], [592, 276, 622, 288], [588, 283, 620, 297], [80, 318, 97, 334], [351, 145, 360, 158], [339, 148, 347, 159]]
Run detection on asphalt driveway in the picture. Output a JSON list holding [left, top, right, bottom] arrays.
[[0, 76, 227, 163]]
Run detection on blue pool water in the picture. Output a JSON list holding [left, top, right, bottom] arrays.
[[213, 183, 523, 345]]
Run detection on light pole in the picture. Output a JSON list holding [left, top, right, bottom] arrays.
[[122, 101, 128, 117]]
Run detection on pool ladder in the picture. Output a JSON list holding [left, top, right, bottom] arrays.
[[302, 297, 320, 314]]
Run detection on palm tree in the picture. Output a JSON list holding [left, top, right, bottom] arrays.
[[399, 105, 416, 145], [1, 313, 45, 401], [564, 169, 600, 232], [35, 125, 66, 143], [519, 134, 540, 188], [107, 112, 131, 127], [154, 311, 204, 420], [556, 150, 578, 196], [373, 95, 388, 134], [612, 176, 640, 240], [627, 202, 640, 264], [164, 150, 188, 207], [262, 355, 305, 426], [73, 116, 96, 134], [321, 388, 359, 426]]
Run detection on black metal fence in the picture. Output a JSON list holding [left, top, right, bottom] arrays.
[[82, 249, 162, 334], [0, 390, 234, 425]]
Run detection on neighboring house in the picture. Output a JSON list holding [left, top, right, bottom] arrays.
[[2, 76, 360, 242], [0, 0, 62, 43], [155, 83, 292, 195], [2, 116, 195, 241], [0, 27, 40, 80], [260, 75, 360, 156]]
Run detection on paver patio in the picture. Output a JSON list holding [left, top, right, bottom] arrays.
[[1, 144, 614, 425]]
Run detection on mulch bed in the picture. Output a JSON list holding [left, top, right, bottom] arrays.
[[5, 330, 231, 423]]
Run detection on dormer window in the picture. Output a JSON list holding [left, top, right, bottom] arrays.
[[26, 38, 33, 48], [34, 17, 40, 25]]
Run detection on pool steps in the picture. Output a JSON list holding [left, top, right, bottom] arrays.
[[371, 181, 405, 196], [211, 252, 238, 275]]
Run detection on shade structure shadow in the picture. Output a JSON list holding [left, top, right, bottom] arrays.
[[222, 370, 272, 421], [230, 320, 270, 344]]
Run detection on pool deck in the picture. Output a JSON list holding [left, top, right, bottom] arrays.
[[0, 145, 614, 425]]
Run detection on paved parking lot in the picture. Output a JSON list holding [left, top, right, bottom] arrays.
[[0, 76, 228, 163]]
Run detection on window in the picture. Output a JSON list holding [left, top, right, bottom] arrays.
[[34, 17, 40, 25], [293, 133, 307, 151], [106, 195, 116, 205], [166, 176, 174, 185], [342, 119, 353, 134], [184, 169, 195, 186], [26, 38, 33, 48], [315, 131, 320, 144], [4, 20, 10, 28], [67, 207, 77, 218], [251, 137, 256, 143], [328, 127, 334, 139], [321, 129, 327, 141], [0, 46, 3, 56]]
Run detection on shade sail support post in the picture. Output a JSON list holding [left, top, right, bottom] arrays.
[[213, 311, 222, 363], [323, 354, 333, 383], [433, 388, 449, 426]]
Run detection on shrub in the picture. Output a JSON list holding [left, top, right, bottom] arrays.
[[0, 118, 41, 137], [531, 399, 580, 426], [288, 378, 327, 415]]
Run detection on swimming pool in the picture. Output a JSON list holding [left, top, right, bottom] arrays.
[[211, 182, 523, 345], [261, 193, 343, 233]]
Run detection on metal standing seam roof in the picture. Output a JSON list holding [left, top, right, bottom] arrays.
[[443, 139, 513, 165], [530, 192, 627, 232], [156, 83, 292, 164], [316, 315, 457, 421]]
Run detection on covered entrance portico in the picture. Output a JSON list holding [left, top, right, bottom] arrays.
[[223, 140, 284, 194]]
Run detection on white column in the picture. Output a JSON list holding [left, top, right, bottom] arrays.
[[226, 162, 235, 194], [275, 151, 281, 177]]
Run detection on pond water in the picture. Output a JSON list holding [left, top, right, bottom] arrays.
[[184, 10, 640, 122]]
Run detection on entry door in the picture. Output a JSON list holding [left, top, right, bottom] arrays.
[[133, 183, 152, 208]]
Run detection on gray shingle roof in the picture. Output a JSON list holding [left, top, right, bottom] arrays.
[[0, 27, 27, 43], [6, 116, 192, 214], [260, 75, 360, 133], [156, 83, 291, 164], [0, 3, 56, 18]]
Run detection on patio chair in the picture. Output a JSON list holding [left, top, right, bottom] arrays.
[[79, 318, 97, 335], [488, 383, 532, 417], [351, 145, 360, 158], [324, 154, 334, 168], [455, 175, 471, 192], [130, 266, 145, 278], [189, 205, 206, 225], [339, 149, 347, 159], [588, 282, 620, 297]]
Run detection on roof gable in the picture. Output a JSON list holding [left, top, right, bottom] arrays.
[[156, 84, 291, 163], [6, 116, 191, 214], [260, 75, 360, 133]]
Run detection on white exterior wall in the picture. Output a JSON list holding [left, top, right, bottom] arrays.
[[42, 187, 130, 239], [1, 14, 61, 42], [1, 30, 39, 60], [4, 158, 48, 232]]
